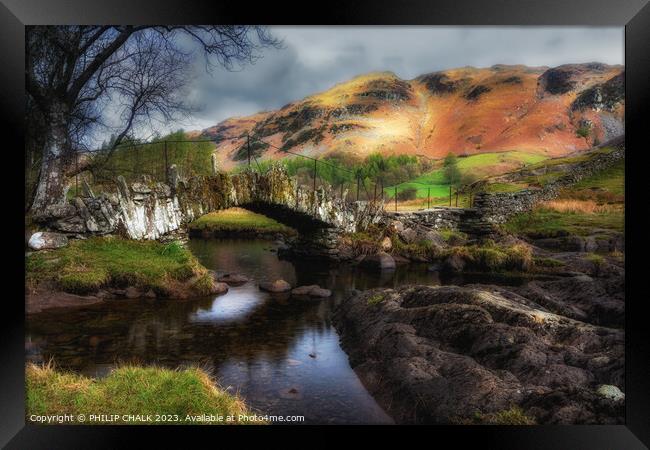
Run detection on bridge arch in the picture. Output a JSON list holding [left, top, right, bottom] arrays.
[[36, 165, 384, 240]]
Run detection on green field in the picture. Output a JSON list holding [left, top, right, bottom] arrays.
[[571, 159, 624, 197], [189, 207, 296, 235], [385, 151, 548, 200]]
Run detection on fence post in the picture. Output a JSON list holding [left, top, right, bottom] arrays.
[[247, 133, 251, 167], [356, 175, 360, 201], [394, 186, 397, 212], [427, 187, 430, 209]]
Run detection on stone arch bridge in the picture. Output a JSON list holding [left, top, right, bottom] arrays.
[[35, 165, 385, 240]]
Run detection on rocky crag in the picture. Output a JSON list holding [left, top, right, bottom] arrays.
[[334, 281, 624, 425]]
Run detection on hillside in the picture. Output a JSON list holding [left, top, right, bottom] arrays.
[[194, 63, 624, 169]]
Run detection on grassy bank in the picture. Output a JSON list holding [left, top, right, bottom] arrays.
[[504, 158, 624, 238], [26, 363, 263, 425], [26, 236, 214, 296], [189, 207, 296, 236]]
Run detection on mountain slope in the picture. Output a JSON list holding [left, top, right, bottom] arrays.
[[194, 63, 624, 168]]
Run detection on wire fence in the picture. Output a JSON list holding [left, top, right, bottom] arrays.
[[31, 133, 475, 210]]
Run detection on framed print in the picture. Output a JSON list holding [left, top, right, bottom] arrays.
[[2, 0, 649, 447]]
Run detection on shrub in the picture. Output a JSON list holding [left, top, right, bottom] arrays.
[[576, 125, 591, 139], [444, 242, 533, 272], [506, 244, 533, 271], [439, 228, 467, 245]]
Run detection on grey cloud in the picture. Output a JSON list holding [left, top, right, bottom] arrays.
[[147, 26, 624, 135]]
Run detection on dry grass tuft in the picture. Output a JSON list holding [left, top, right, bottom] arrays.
[[541, 199, 617, 214]]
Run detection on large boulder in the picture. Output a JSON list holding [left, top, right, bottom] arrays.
[[33, 203, 77, 222], [333, 285, 624, 425], [259, 279, 292, 293], [360, 251, 396, 270], [398, 227, 418, 244], [28, 232, 69, 250]]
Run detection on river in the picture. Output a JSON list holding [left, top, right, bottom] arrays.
[[25, 238, 528, 424]]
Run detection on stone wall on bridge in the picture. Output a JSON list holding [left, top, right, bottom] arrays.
[[34, 165, 384, 240]]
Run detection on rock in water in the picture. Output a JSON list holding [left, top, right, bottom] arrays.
[[360, 251, 396, 270], [310, 287, 332, 298], [291, 285, 332, 298], [259, 279, 292, 293], [124, 286, 141, 299], [291, 285, 320, 296], [211, 282, 229, 295], [217, 273, 249, 286], [28, 232, 69, 250]]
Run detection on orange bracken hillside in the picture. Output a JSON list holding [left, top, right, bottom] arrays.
[[193, 63, 624, 168]]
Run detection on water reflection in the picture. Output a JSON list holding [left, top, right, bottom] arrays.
[[26, 238, 528, 424]]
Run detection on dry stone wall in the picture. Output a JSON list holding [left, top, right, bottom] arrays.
[[475, 145, 624, 224]]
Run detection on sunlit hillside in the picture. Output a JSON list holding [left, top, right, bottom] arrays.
[[196, 63, 624, 171]]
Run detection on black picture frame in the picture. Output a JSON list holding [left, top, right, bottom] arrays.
[[2, 0, 648, 447]]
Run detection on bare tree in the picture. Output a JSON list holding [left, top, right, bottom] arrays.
[[26, 25, 281, 215]]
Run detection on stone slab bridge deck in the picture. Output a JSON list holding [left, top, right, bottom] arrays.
[[35, 165, 385, 240]]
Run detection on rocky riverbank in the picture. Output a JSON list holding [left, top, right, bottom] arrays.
[[333, 281, 624, 424]]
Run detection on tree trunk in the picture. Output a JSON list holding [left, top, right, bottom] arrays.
[[29, 103, 71, 215]]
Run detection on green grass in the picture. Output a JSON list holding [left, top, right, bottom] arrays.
[[504, 155, 624, 238], [385, 151, 547, 199], [523, 146, 617, 172], [503, 208, 624, 238], [26, 363, 263, 425], [485, 182, 529, 193], [26, 236, 206, 295], [570, 159, 624, 197], [439, 229, 468, 244], [461, 407, 536, 425], [445, 241, 533, 272], [367, 293, 386, 306], [189, 207, 296, 236], [533, 257, 566, 268]]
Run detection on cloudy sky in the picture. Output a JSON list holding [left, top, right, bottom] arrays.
[[172, 26, 623, 133]]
